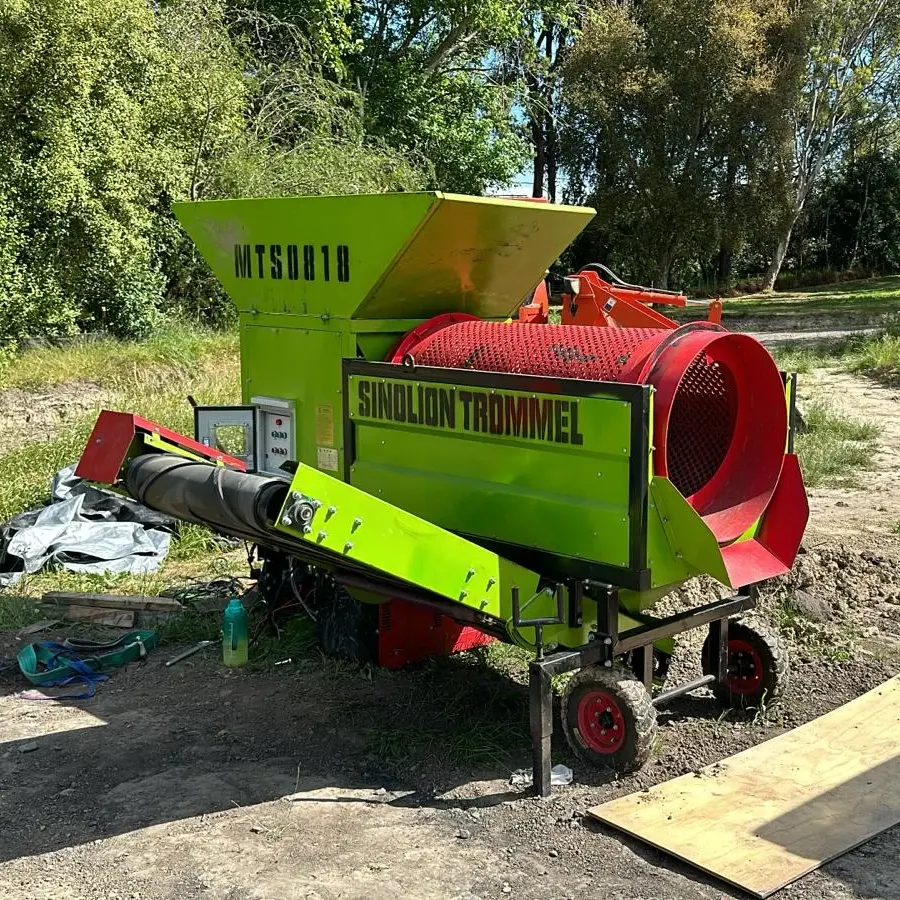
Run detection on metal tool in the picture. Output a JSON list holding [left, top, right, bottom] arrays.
[[165, 640, 214, 667]]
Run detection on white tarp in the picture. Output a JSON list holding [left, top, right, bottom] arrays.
[[0, 465, 173, 586]]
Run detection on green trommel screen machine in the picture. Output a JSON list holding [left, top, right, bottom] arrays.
[[75, 192, 807, 794]]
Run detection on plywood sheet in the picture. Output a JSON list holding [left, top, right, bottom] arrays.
[[588, 676, 900, 897]]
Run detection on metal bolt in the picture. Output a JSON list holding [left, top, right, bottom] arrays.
[[282, 516, 293, 527], [604, 637, 612, 646], [343, 541, 353, 553], [327, 505, 337, 516], [352, 517, 362, 531], [302, 525, 311, 534], [459, 590, 468, 600], [486, 577, 496, 589], [466, 568, 475, 581], [317, 530, 327, 541], [291, 491, 302, 501], [603, 660, 613, 668], [312, 500, 322, 509]]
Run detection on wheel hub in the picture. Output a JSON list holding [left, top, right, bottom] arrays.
[[726, 638, 764, 695], [577, 689, 626, 753]]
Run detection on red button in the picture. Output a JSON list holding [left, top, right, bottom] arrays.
[[275, 418, 283, 426]]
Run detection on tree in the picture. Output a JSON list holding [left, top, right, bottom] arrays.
[[561, 0, 802, 289], [762, 0, 900, 289], [796, 146, 900, 274], [0, 0, 183, 341]]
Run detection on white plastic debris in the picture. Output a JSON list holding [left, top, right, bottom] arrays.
[[509, 764, 574, 787]]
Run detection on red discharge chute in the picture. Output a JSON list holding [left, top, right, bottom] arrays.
[[399, 320, 789, 546]]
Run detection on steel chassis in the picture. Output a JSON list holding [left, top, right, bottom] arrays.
[[516, 582, 758, 796]]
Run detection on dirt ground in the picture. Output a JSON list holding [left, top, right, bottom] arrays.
[[0, 381, 110, 456], [2, 369, 900, 900]]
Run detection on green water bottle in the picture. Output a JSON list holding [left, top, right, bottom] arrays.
[[222, 597, 248, 667]]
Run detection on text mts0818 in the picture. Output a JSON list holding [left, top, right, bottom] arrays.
[[234, 243, 350, 283]]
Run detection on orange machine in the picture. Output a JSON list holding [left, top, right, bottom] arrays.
[[519, 263, 722, 329]]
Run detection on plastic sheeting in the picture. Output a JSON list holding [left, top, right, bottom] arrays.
[[0, 466, 176, 587]]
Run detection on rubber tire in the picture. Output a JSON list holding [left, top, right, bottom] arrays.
[[701, 619, 789, 708], [561, 666, 657, 773], [315, 584, 379, 665]]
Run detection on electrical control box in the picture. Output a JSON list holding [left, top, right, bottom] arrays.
[[195, 397, 296, 478], [252, 395, 296, 476]]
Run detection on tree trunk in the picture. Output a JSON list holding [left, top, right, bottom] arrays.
[[530, 110, 545, 198], [763, 219, 796, 291], [546, 115, 558, 203], [655, 248, 673, 289], [849, 162, 872, 271], [716, 243, 732, 290]]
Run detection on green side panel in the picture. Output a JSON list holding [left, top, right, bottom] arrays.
[[646, 476, 730, 594], [348, 373, 634, 569], [240, 325, 346, 472], [355, 333, 401, 361], [276, 464, 541, 620], [173, 193, 594, 322]]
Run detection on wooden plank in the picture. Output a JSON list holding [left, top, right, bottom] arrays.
[[16, 619, 59, 638], [589, 676, 900, 898], [66, 605, 135, 628], [44, 591, 182, 613]]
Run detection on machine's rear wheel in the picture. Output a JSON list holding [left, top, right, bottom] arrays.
[[561, 667, 657, 772], [701, 620, 788, 707], [315, 582, 379, 665]]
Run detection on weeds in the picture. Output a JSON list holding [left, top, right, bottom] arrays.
[[795, 399, 880, 488], [0, 321, 238, 392], [0, 331, 240, 522]]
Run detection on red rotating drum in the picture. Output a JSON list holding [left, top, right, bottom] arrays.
[[391, 319, 788, 545]]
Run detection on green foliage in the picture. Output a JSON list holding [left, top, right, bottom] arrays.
[[0, 0, 432, 346], [797, 149, 900, 275], [0, 0, 174, 343], [561, 0, 803, 288]]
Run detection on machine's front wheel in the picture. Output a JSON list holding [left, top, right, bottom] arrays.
[[561, 667, 657, 772], [701, 619, 788, 708]]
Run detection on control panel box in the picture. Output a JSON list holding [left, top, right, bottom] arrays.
[[194, 396, 297, 478], [252, 395, 296, 476]]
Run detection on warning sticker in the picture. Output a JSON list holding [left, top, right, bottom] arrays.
[[316, 405, 335, 446], [317, 447, 339, 471]]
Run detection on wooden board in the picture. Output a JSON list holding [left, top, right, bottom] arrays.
[[44, 591, 182, 612], [66, 605, 135, 627], [589, 676, 900, 898]]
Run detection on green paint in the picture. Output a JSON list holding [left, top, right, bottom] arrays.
[[168, 191, 766, 654]]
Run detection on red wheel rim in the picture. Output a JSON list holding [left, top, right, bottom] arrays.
[[577, 689, 626, 753], [726, 638, 764, 695]]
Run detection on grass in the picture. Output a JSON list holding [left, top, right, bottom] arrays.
[[0, 323, 240, 523], [0, 322, 238, 392], [0, 320, 242, 633], [794, 399, 880, 488], [717, 275, 900, 324]]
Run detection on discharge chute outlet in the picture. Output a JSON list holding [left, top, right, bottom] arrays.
[[396, 319, 788, 545]]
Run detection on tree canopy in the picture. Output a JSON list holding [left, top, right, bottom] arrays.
[[1, 0, 898, 344]]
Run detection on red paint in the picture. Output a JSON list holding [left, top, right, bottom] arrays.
[[377, 599, 494, 668], [577, 689, 626, 753], [401, 319, 788, 546], [724, 638, 764, 695], [76, 410, 247, 485]]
